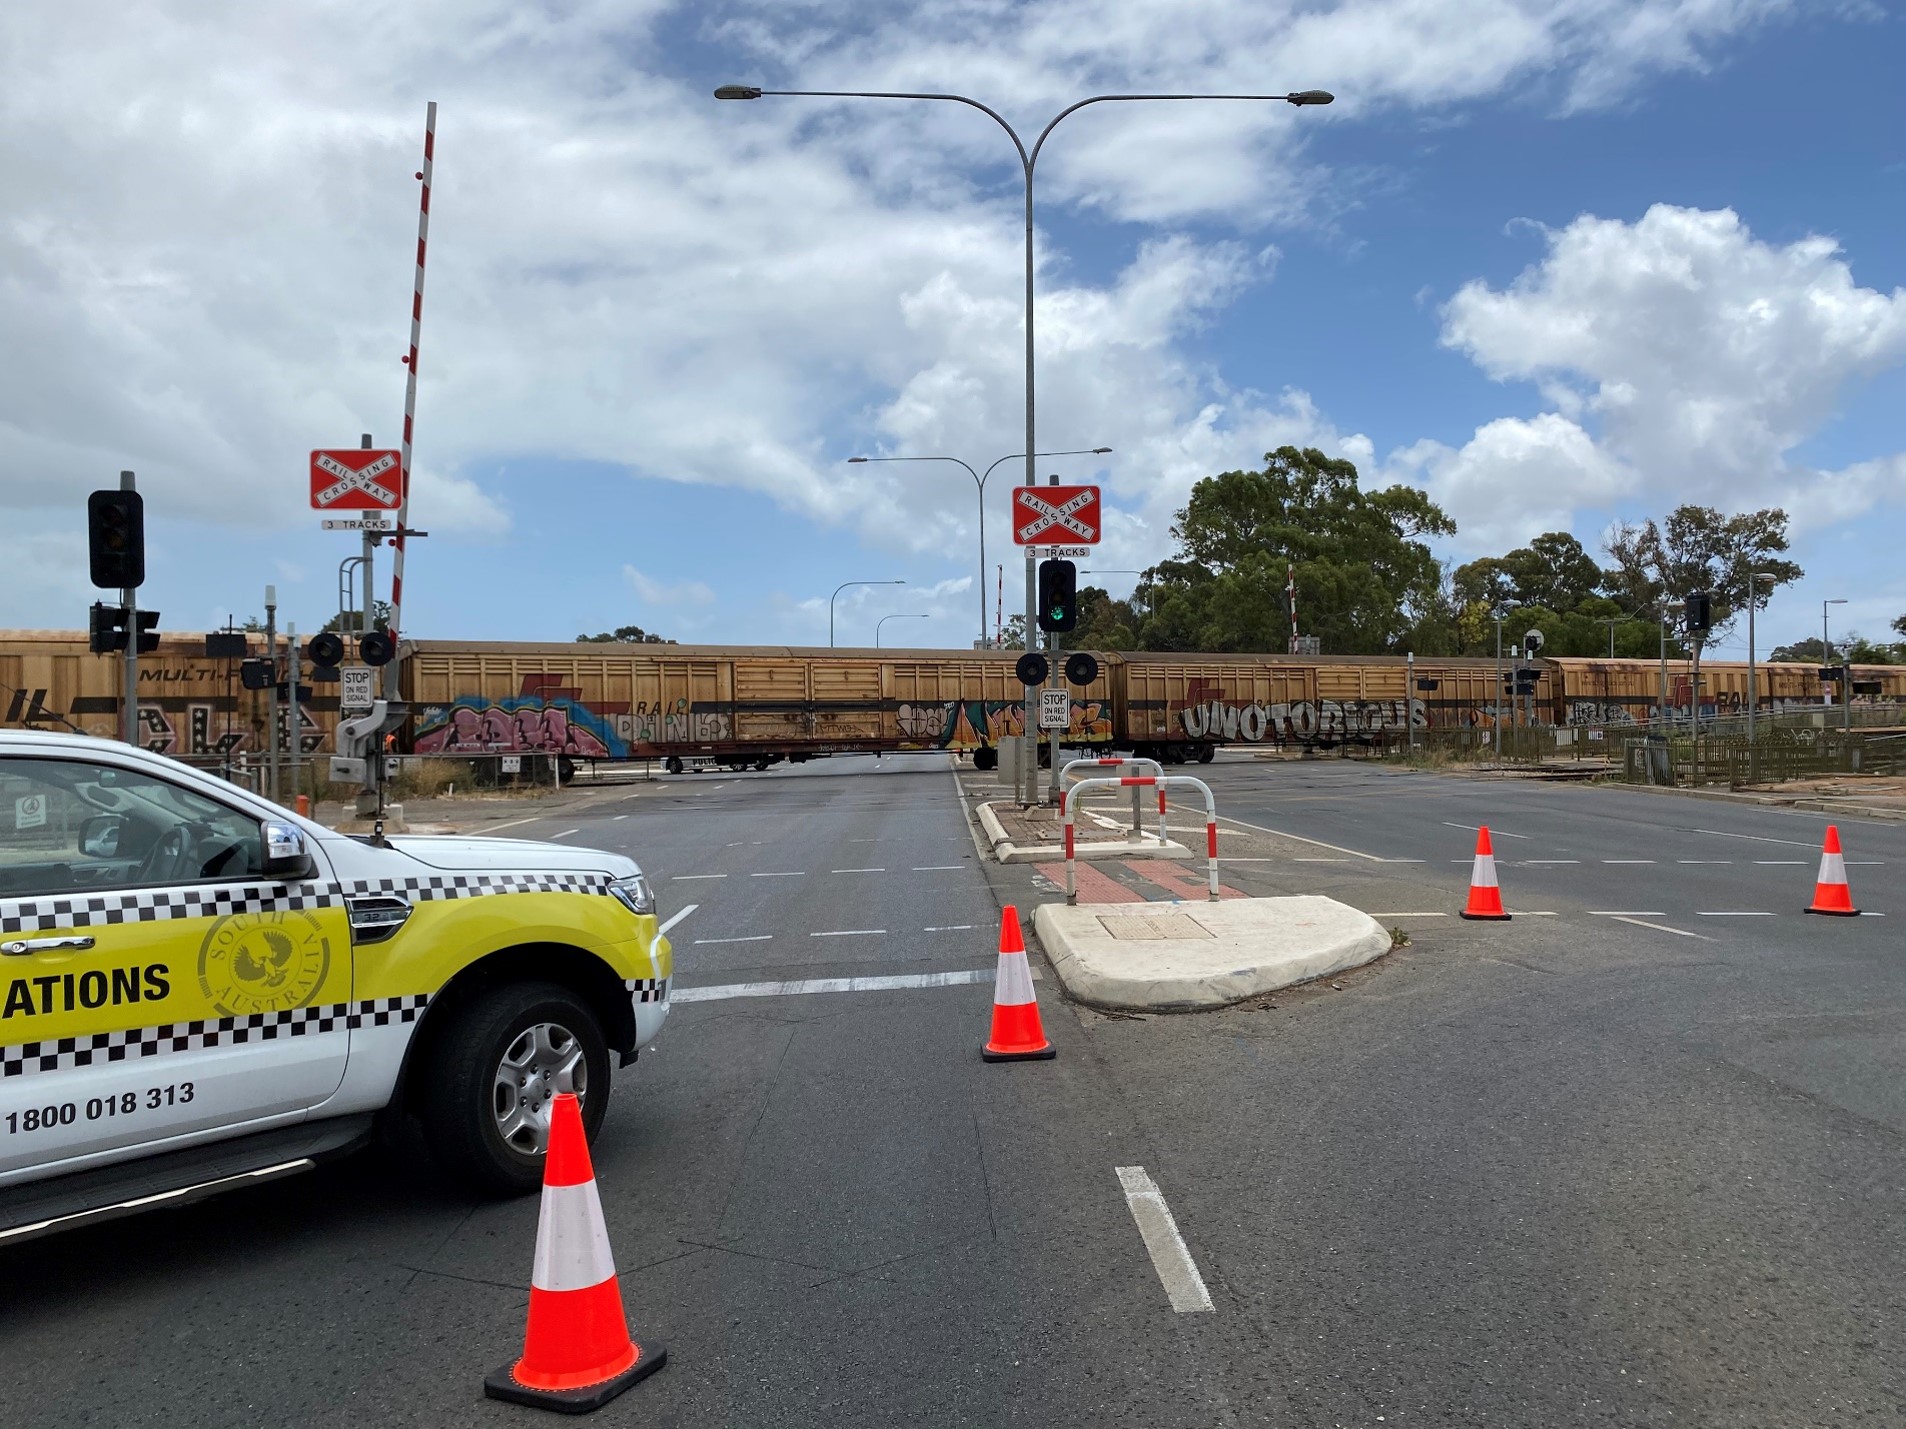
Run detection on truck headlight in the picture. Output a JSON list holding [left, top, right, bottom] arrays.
[[610, 873, 655, 918]]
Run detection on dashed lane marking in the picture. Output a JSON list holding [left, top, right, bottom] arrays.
[[1695, 911, 1774, 917], [924, 924, 976, 932], [1380, 858, 1428, 864], [1521, 860, 1581, 865], [1443, 822, 1529, 839], [1590, 911, 1667, 916], [1115, 1167, 1213, 1314], [1295, 857, 1354, 863], [811, 929, 886, 938], [1603, 860, 1656, 864], [673, 969, 994, 1002], [831, 868, 886, 874], [1694, 827, 1822, 849], [673, 874, 727, 881], [1367, 911, 1449, 917], [551, 829, 580, 839], [752, 871, 806, 878], [1611, 916, 1713, 940], [912, 865, 965, 871], [694, 935, 773, 945], [1677, 860, 1733, 865], [1754, 861, 1805, 865]]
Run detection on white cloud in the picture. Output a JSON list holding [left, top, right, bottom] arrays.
[[623, 566, 715, 607], [0, 0, 1849, 625], [1398, 204, 1906, 550]]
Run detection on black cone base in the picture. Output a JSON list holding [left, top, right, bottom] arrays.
[[484, 1341, 667, 1415], [1804, 906, 1860, 917], [982, 1044, 1057, 1062], [1458, 910, 1511, 921]]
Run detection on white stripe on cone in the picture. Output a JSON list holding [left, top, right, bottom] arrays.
[[993, 950, 1036, 1008], [531, 1179, 618, 1293], [1818, 851, 1847, 884], [1471, 854, 1499, 888]]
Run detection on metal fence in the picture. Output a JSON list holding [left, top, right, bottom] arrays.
[[1624, 729, 1906, 788]]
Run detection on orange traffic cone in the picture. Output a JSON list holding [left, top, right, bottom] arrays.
[[1459, 826, 1511, 921], [983, 905, 1056, 1061], [1805, 825, 1861, 917], [484, 1093, 667, 1412]]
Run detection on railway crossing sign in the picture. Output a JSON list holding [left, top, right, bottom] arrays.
[[311, 449, 403, 513], [1012, 486, 1100, 545]]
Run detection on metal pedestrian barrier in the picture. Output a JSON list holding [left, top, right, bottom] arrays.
[[1063, 773, 1220, 905], [1059, 756, 1166, 846]]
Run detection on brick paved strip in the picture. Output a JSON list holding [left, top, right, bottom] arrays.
[[1125, 859, 1248, 901], [1033, 860, 1148, 904]]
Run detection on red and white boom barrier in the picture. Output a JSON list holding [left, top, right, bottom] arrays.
[[1064, 773, 1220, 905]]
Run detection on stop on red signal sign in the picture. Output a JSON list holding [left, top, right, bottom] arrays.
[[1012, 485, 1100, 545]]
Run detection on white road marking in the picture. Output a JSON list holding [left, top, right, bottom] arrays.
[[1443, 822, 1528, 839], [1214, 813, 1385, 861], [752, 871, 806, 878], [924, 924, 976, 932], [656, 905, 698, 938], [694, 935, 773, 945], [912, 865, 965, 871], [673, 969, 993, 1002], [1114, 1167, 1213, 1314], [1521, 860, 1581, 865], [1695, 827, 1821, 849], [832, 868, 886, 874], [1753, 860, 1805, 865], [1603, 860, 1656, 864], [1590, 911, 1667, 916], [1847, 861, 1886, 866], [1367, 911, 1449, 917], [1516, 911, 1560, 916], [1379, 858, 1428, 864], [811, 929, 886, 937], [1294, 857, 1353, 863], [1611, 916, 1713, 940], [551, 828, 580, 839], [476, 814, 545, 833], [672, 873, 727, 881], [1695, 911, 1775, 917], [1677, 860, 1733, 865], [1222, 857, 1276, 863]]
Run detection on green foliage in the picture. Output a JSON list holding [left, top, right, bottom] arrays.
[[1771, 633, 1901, 665], [324, 600, 393, 635], [1601, 506, 1802, 657], [1453, 532, 1603, 616], [1128, 446, 1455, 654], [576, 624, 674, 644]]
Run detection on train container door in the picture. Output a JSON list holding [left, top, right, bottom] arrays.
[[810, 656, 884, 748], [732, 656, 815, 748]]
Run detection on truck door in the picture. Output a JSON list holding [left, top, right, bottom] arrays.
[[0, 754, 352, 1180]]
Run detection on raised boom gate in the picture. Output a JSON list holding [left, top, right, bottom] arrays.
[[1064, 773, 1220, 905], [1059, 756, 1165, 845]]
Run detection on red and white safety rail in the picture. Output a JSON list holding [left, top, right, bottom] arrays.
[[389, 100, 435, 655], [1059, 756, 1166, 845], [1064, 773, 1220, 905]]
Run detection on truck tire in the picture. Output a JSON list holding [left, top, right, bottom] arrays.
[[1196, 744, 1215, 763], [421, 982, 612, 1196], [664, 755, 683, 775]]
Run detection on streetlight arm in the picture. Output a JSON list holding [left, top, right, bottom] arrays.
[[1028, 92, 1328, 168], [746, 89, 1032, 169]]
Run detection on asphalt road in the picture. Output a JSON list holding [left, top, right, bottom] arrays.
[[5, 753, 1903, 1427]]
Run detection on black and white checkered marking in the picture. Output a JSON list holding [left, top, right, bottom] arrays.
[[627, 977, 669, 1004], [0, 870, 616, 936], [1, 995, 431, 1080]]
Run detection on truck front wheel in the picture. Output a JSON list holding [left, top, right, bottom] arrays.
[[421, 982, 612, 1195]]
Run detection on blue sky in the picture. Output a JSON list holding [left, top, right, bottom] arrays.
[[3, 1, 1902, 659]]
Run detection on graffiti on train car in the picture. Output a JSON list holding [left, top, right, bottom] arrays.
[[894, 699, 1105, 748], [1565, 696, 1828, 725], [626, 699, 730, 747], [414, 698, 621, 757], [1178, 698, 1429, 741]]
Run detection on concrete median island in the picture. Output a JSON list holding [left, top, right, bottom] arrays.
[[976, 800, 1193, 864], [1033, 896, 1392, 1012]]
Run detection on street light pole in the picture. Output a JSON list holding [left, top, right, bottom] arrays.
[[847, 446, 1110, 647], [876, 613, 930, 648], [830, 580, 905, 648], [720, 81, 1332, 807]]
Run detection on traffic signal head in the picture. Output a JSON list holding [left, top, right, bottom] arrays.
[[89, 602, 127, 654], [1684, 590, 1712, 633], [134, 610, 159, 654], [359, 630, 396, 667], [86, 489, 145, 590], [1015, 651, 1049, 686], [1036, 559, 1078, 634], [307, 632, 346, 668], [1063, 651, 1099, 687]]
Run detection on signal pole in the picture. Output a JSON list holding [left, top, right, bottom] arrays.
[[119, 470, 138, 746]]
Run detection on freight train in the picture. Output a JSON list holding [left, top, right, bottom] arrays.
[[3, 632, 1901, 772]]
